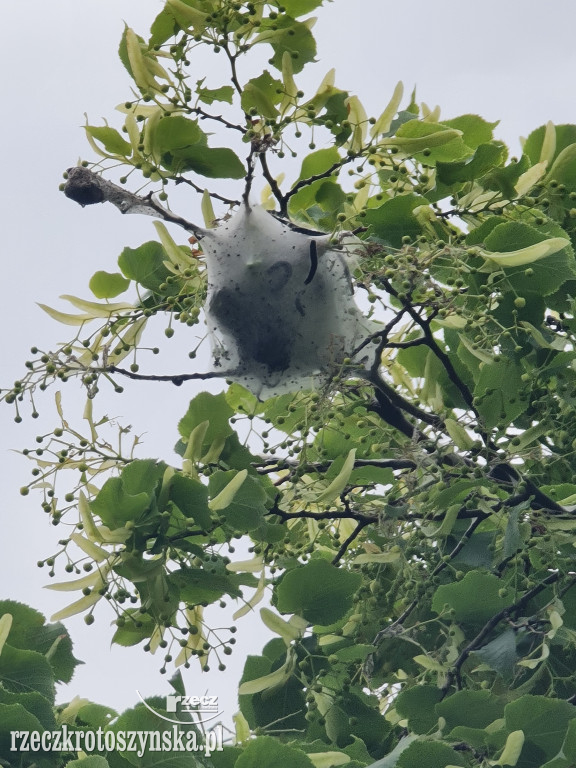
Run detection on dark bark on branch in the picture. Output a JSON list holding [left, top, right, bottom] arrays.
[[106, 365, 224, 385], [442, 571, 566, 693], [64, 167, 205, 237], [370, 516, 485, 652], [332, 520, 371, 565]]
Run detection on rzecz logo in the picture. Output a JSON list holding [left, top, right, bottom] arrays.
[[136, 692, 222, 725]]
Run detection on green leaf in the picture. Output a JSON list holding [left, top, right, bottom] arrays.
[[396, 740, 466, 768], [66, 757, 111, 768], [363, 194, 427, 248], [220, 432, 262, 472], [393, 119, 470, 162], [255, 16, 317, 74], [432, 571, 512, 624], [209, 469, 248, 511], [436, 689, 504, 731], [153, 114, 243, 177], [545, 143, 576, 192], [112, 611, 156, 647], [472, 628, 517, 677], [153, 114, 242, 178], [149, 8, 179, 46], [275, 559, 362, 625], [241, 71, 283, 118], [118, 241, 172, 292], [236, 735, 315, 768], [524, 123, 576, 166], [482, 154, 530, 199], [208, 471, 267, 531], [0, 687, 55, 730], [155, 114, 206, 150], [342, 694, 393, 751], [196, 82, 234, 106], [324, 703, 351, 747], [123, 459, 167, 497], [239, 650, 307, 731], [316, 449, 356, 504], [169, 473, 212, 530], [369, 735, 419, 768], [315, 180, 346, 212], [287, 147, 342, 219], [162, 143, 245, 178], [502, 508, 522, 560], [298, 147, 341, 179], [436, 142, 505, 185], [107, 701, 199, 767], [505, 695, 576, 761], [170, 567, 241, 604], [280, 0, 324, 15], [91, 465, 157, 529], [561, 718, 576, 762], [225, 383, 265, 416], [0, 600, 81, 685], [0, 644, 55, 700], [333, 644, 374, 662], [0, 703, 47, 753], [475, 358, 529, 429], [465, 215, 506, 245], [394, 685, 442, 734], [165, 0, 208, 34], [443, 114, 500, 150], [323, 92, 352, 143], [89, 271, 131, 299], [178, 392, 234, 451], [85, 126, 132, 156]]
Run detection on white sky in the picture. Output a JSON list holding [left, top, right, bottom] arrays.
[[2, 0, 576, 718]]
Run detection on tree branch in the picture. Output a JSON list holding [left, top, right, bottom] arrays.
[[371, 516, 485, 649], [332, 519, 371, 565], [268, 497, 376, 526], [64, 167, 205, 237], [259, 153, 285, 212], [192, 106, 246, 134], [442, 571, 566, 693], [280, 155, 355, 210], [175, 177, 240, 207], [106, 365, 224, 385]]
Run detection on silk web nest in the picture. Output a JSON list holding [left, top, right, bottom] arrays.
[[62, 167, 375, 400], [199, 203, 374, 399]]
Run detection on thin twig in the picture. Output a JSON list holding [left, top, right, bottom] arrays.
[[175, 177, 240, 206], [442, 571, 566, 693], [191, 106, 246, 134], [259, 153, 285, 210], [332, 520, 371, 565], [372, 516, 485, 647], [280, 156, 355, 208], [107, 366, 225, 385]]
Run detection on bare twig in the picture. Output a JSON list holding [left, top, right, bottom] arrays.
[[191, 106, 246, 134], [64, 167, 205, 237], [106, 365, 224, 385], [175, 177, 240, 207], [254, 457, 417, 473], [259, 153, 285, 211], [280, 156, 355, 209], [332, 519, 371, 565]]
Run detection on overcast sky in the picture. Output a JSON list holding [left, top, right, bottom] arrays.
[[2, 0, 576, 718]]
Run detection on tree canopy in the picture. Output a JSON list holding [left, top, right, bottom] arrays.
[[4, 1, 576, 767]]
